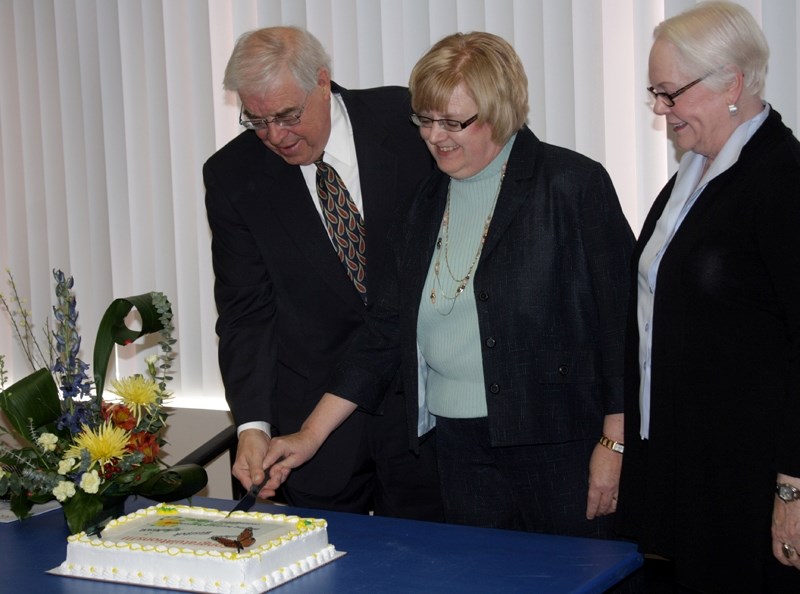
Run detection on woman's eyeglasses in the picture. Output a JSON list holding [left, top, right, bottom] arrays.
[[646, 77, 705, 107], [410, 113, 479, 131]]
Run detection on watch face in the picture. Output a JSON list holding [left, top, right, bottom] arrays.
[[779, 485, 799, 501]]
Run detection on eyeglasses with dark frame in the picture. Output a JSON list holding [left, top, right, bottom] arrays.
[[647, 76, 705, 107], [239, 92, 311, 130], [410, 113, 479, 132]]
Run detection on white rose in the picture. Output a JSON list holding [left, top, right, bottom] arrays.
[[79, 469, 102, 494], [58, 458, 76, 475], [36, 432, 59, 452], [53, 480, 77, 502]]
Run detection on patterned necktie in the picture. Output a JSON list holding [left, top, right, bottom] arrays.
[[314, 156, 368, 303]]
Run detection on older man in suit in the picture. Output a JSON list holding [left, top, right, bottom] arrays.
[[203, 26, 442, 520]]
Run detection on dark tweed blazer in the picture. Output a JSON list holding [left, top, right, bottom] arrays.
[[330, 126, 634, 451]]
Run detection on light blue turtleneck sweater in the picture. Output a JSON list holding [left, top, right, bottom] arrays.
[[416, 135, 515, 418]]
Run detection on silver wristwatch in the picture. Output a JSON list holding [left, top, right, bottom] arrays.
[[776, 483, 800, 503]]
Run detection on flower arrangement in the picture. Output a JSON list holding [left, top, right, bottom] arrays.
[[0, 270, 207, 534]]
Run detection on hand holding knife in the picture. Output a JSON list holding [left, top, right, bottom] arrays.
[[227, 471, 271, 516]]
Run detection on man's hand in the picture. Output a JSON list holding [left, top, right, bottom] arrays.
[[231, 428, 276, 499]]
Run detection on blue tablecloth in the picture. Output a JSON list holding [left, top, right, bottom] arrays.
[[0, 496, 641, 593]]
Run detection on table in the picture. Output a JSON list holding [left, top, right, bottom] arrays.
[[0, 497, 641, 593]]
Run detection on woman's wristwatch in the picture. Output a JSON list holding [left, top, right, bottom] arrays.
[[776, 483, 800, 503], [599, 435, 624, 454]]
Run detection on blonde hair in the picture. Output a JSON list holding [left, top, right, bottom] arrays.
[[655, 1, 769, 97], [409, 32, 528, 144], [223, 27, 331, 96]]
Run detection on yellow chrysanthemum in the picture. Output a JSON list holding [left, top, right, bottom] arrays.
[[110, 375, 160, 418], [64, 421, 130, 468]]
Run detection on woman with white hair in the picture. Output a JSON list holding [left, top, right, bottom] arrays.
[[617, 2, 800, 590]]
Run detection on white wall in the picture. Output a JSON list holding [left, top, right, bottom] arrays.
[[161, 408, 235, 499]]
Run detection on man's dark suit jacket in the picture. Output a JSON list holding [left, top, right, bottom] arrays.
[[330, 126, 634, 452], [203, 83, 433, 495]]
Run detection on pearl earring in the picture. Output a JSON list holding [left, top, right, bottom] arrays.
[[728, 103, 738, 116]]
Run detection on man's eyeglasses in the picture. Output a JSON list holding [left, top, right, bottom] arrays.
[[410, 113, 479, 132], [239, 92, 310, 130], [647, 76, 705, 107]]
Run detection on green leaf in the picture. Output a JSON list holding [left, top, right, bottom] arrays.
[[137, 464, 208, 501], [0, 368, 61, 443], [9, 491, 34, 520], [93, 294, 170, 398], [62, 490, 105, 534]]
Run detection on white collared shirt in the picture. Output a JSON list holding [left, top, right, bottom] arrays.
[[637, 103, 770, 439], [300, 92, 365, 221]]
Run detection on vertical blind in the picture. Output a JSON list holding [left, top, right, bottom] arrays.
[[1, 0, 798, 409]]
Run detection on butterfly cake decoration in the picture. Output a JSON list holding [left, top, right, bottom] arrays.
[[211, 527, 256, 553]]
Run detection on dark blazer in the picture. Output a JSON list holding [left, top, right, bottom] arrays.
[[203, 84, 433, 494], [616, 108, 800, 590], [330, 126, 634, 451]]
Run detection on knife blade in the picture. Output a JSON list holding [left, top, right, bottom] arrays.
[[227, 473, 270, 516]]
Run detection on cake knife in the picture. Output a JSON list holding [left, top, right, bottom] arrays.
[[227, 474, 270, 516]]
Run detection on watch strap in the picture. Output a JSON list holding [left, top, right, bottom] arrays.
[[599, 435, 624, 454]]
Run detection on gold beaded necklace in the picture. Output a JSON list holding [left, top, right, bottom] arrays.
[[429, 165, 506, 314]]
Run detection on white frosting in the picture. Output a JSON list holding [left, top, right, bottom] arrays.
[[59, 503, 335, 593]]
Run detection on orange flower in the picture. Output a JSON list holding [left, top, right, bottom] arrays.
[[104, 402, 137, 431], [127, 431, 160, 464]]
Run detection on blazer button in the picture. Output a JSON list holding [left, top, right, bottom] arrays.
[[489, 383, 500, 394], [485, 337, 496, 348], [478, 291, 489, 301], [558, 364, 569, 376]]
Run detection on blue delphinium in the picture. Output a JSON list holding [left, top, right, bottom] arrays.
[[50, 270, 95, 433], [56, 403, 96, 435]]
